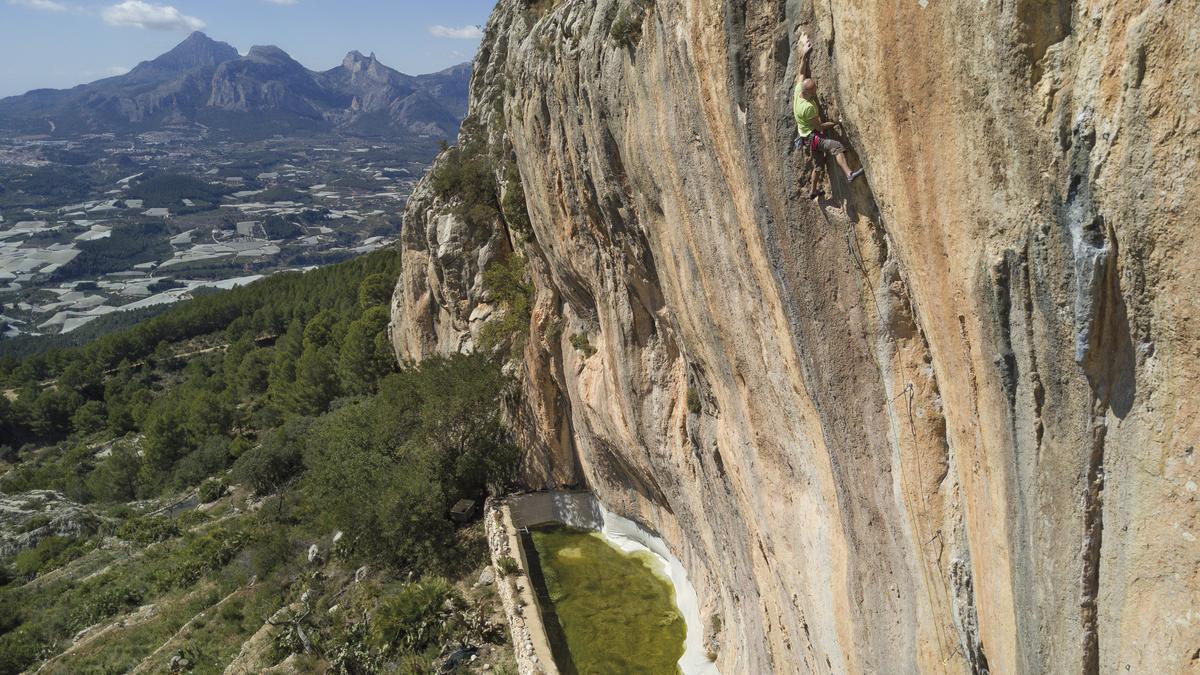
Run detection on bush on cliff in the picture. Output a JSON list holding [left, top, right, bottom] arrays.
[[610, 0, 653, 48], [500, 161, 532, 238], [478, 255, 533, 359], [430, 135, 500, 238]]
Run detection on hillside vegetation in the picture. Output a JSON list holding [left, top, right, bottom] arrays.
[[0, 249, 518, 674]]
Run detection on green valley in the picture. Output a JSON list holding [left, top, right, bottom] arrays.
[[0, 249, 519, 674]]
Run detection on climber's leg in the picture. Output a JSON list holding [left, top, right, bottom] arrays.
[[807, 151, 825, 199], [834, 152, 864, 182], [818, 137, 864, 183], [833, 151, 853, 179]]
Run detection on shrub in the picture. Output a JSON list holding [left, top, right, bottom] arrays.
[[569, 333, 597, 357], [72, 581, 145, 627], [686, 387, 701, 415], [250, 526, 295, 578], [500, 161, 532, 236], [305, 354, 516, 573], [430, 135, 500, 238], [171, 436, 232, 490], [544, 317, 564, 343], [198, 477, 226, 503], [218, 600, 244, 625], [478, 255, 532, 358], [496, 556, 521, 578], [231, 421, 307, 496], [610, 0, 652, 48], [159, 528, 247, 589], [87, 439, 142, 502], [370, 577, 459, 653], [116, 516, 182, 545], [11, 536, 87, 578]]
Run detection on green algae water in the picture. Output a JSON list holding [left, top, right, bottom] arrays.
[[527, 524, 685, 675]]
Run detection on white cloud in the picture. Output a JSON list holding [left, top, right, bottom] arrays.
[[263, 0, 297, 4], [428, 24, 483, 40], [101, 1, 205, 31], [7, 0, 69, 11]]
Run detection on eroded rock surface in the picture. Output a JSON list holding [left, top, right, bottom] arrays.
[[0, 490, 98, 558], [391, 1, 1199, 672]]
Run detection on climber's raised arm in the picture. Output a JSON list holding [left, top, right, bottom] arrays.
[[799, 32, 813, 79]]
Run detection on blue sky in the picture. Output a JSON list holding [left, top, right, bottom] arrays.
[[0, 0, 497, 97]]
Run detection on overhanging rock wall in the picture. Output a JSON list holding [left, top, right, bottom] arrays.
[[392, 0, 1200, 672]]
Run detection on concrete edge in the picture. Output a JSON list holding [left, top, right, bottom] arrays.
[[484, 496, 559, 675]]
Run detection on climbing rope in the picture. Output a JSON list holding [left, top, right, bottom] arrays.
[[842, 223, 957, 664]]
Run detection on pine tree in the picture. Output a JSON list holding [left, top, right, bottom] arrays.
[[268, 318, 304, 406], [292, 344, 339, 415], [338, 306, 393, 395]]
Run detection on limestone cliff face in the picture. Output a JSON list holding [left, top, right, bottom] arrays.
[[391, 1, 1199, 672]]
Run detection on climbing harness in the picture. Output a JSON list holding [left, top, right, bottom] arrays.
[[793, 132, 823, 154]]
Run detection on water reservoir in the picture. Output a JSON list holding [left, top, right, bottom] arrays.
[[525, 523, 685, 674], [499, 492, 720, 675]]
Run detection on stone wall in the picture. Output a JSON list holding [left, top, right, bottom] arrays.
[[484, 498, 558, 675]]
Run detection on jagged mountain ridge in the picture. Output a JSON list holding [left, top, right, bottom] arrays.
[[391, 0, 1199, 673], [0, 32, 469, 138]]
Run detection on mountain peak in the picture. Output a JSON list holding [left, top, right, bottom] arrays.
[[148, 31, 239, 72], [246, 45, 296, 64], [342, 50, 380, 71], [182, 30, 214, 44]]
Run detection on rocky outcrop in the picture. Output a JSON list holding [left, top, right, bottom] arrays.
[[0, 490, 99, 558], [391, 0, 1199, 672]]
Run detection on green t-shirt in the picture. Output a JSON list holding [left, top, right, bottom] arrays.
[[793, 84, 818, 137]]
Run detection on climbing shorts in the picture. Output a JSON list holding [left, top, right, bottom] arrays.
[[794, 133, 845, 156]]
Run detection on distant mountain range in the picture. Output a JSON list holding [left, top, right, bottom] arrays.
[[0, 32, 471, 139]]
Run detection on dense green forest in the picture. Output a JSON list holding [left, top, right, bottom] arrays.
[[124, 174, 230, 209], [49, 221, 174, 282], [0, 165, 106, 209], [0, 249, 518, 673]]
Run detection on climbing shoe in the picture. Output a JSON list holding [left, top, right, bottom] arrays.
[[848, 168, 864, 182], [807, 188, 825, 200]]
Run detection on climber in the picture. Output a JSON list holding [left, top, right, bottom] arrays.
[[794, 33, 863, 199]]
